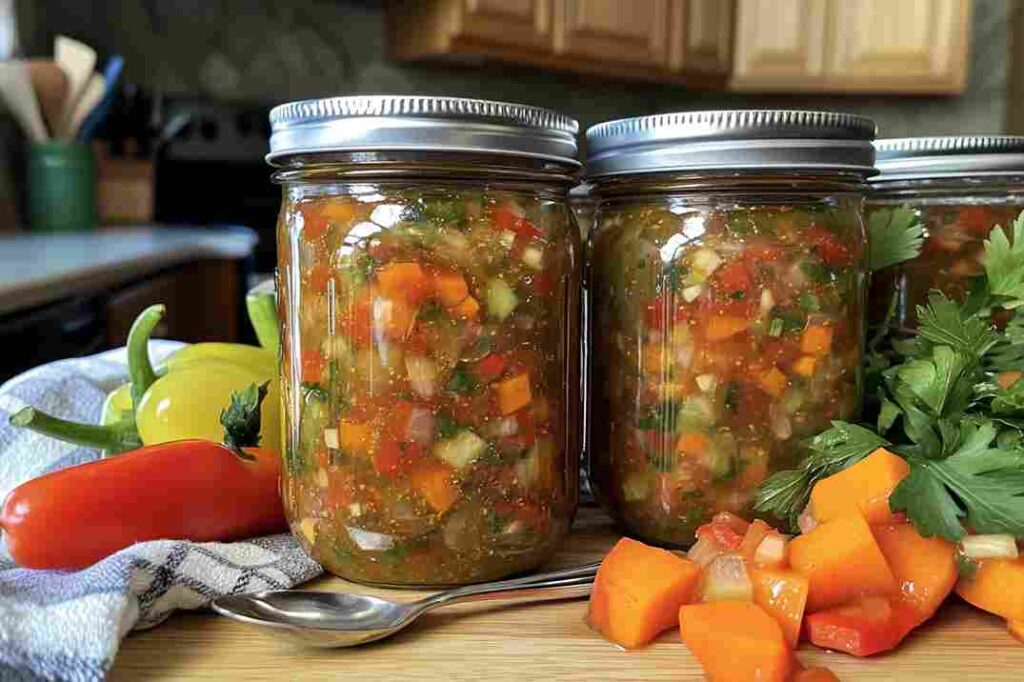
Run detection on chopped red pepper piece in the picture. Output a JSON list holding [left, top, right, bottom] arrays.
[[805, 596, 919, 657], [807, 226, 851, 265], [473, 354, 506, 382], [714, 261, 754, 295]]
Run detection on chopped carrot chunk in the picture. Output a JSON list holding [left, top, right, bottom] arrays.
[[810, 447, 909, 525], [410, 460, 458, 513], [338, 420, 373, 456], [432, 269, 470, 307], [377, 262, 431, 304], [588, 538, 701, 648], [705, 315, 750, 341], [801, 324, 834, 355], [757, 366, 788, 398], [494, 373, 532, 415], [676, 431, 710, 456], [791, 355, 817, 377], [679, 601, 793, 682], [449, 295, 481, 320]]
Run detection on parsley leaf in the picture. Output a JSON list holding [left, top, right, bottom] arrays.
[[892, 422, 1024, 540], [983, 215, 1024, 306], [916, 292, 1001, 359], [868, 206, 925, 272]]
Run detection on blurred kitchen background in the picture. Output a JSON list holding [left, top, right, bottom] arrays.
[[0, 0, 1020, 378]]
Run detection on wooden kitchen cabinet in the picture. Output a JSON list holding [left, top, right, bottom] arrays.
[[731, 0, 972, 93], [387, 0, 971, 94], [386, 0, 733, 83], [555, 0, 670, 67]]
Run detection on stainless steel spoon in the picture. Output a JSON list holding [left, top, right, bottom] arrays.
[[211, 562, 600, 648]]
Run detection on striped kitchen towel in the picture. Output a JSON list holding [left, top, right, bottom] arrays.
[[0, 343, 322, 682]]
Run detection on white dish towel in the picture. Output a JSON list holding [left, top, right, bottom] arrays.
[[0, 343, 321, 681]]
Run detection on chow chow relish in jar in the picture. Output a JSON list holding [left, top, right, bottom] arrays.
[[269, 96, 582, 586], [586, 110, 875, 546]]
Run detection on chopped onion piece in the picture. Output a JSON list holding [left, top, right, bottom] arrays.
[[406, 407, 436, 444], [695, 373, 717, 393], [323, 428, 339, 449], [682, 284, 704, 302], [692, 248, 722, 275], [687, 536, 724, 567], [498, 230, 516, 250], [405, 355, 438, 398], [759, 288, 776, 316], [522, 245, 544, 270], [701, 554, 753, 602], [316, 468, 329, 489], [961, 534, 1019, 560], [753, 533, 789, 567]]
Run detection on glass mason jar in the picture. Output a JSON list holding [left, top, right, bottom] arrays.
[[869, 137, 1024, 332], [585, 111, 875, 546], [268, 97, 583, 586]]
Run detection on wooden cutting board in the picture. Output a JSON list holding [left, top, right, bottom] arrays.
[[110, 508, 1024, 681]]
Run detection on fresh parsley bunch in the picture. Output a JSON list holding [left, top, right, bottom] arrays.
[[756, 210, 1024, 542]]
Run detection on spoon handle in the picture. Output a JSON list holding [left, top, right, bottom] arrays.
[[415, 562, 602, 612]]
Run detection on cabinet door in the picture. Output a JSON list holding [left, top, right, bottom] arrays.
[[826, 0, 970, 93], [459, 0, 554, 50], [731, 0, 828, 90], [668, 0, 733, 73], [557, 0, 670, 66]]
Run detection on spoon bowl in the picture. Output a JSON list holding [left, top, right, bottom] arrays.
[[211, 562, 600, 648]]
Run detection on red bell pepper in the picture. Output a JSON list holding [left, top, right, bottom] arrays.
[[805, 595, 919, 657]]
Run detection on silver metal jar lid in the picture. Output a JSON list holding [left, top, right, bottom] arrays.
[[873, 136, 1024, 181], [267, 95, 580, 167], [585, 110, 877, 178]]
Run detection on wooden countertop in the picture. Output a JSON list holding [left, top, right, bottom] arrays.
[[0, 226, 258, 316], [111, 507, 1024, 681]]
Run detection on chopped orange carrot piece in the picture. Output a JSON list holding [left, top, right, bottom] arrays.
[[810, 447, 910, 525], [956, 557, 1024, 622], [494, 373, 532, 415], [679, 601, 793, 682], [338, 420, 373, 456], [750, 568, 809, 648], [377, 262, 431, 304], [801, 323, 834, 355], [410, 460, 459, 513], [320, 198, 360, 222], [676, 431, 710, 457], [757, 366, 788, 398], [449, 295, 481, 320], [432, 269, 470, 307], [789, 513, 898, 611], [873, 522, 957, 622], [588, 538, 701, 648], [705, 315, 750, 341], [792, 355, 817, 377]]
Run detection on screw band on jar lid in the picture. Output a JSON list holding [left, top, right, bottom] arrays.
[[267, 95, 580, 167], [584, 109, 877, 178], [873, 136, 1024, 181]]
